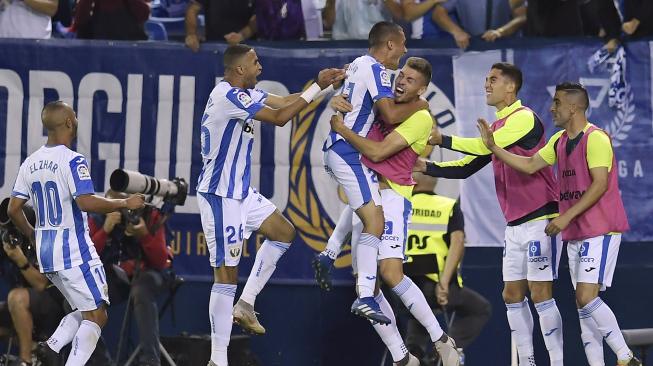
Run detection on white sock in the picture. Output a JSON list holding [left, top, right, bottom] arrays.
[[47, 310, 82, 353], [392, 276, 443, 342], [582, 297, 631, 361], [323, 207, 354, 259], [65, 320, 101, 366], [373, 292, 407, 362], [210, 283, 236, 366], [355, 233, 380, 298], [506, 298, 535, 363], [534, 299, 564, 365], [240, 240, 290, 306], [578, 308, 605, 366]]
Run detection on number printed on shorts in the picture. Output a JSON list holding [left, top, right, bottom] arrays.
[[225, 225, 244, 244], [94, 267, 106, 284]]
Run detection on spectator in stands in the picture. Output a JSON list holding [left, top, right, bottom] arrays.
[[400, 0, 448, 40], [580, 0, 622, 53], [254, 0, 306, 41], [524, 0, 584, 37], [622, 0, 653, 38], [0, 0, 58, 39], [73, 0, 150, 40], [323, 0, 403, 40], [88, 191, 172, 366], [185, 0, 255, 51], [431, 0, 526, 49]]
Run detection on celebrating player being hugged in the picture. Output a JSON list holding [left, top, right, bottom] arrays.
[[196, 44, 344, 366], [8, 101, 145, 366], [477, 82, 640, 366]]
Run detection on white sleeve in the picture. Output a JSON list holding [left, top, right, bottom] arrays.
[[11, 164, 30, 200]]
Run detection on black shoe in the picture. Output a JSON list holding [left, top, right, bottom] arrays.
[[34, 341, 60, 366]]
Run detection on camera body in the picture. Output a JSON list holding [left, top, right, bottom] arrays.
[[110, 169, 188, 206], [0, 198, 37, 265]]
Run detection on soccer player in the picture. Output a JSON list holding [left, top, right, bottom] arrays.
[[477, 82, 641, 366], [323, 21, 428, 324], [326, 57, 460, 366], [196, 44, 344, 366], [417, 63, 563, 365], [8, 101, 145, 366]]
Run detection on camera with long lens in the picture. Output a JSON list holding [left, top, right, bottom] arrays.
[[109, 169, 188, 206], [0, 198, 36, 250]]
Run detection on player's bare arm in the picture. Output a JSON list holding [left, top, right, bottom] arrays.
[[330, 114, 409, 162], [375, 97, 428, 125], [477, 118, 548, 174], [75, 193, 145, 214], [254, 68, 345, 126], [545, 167, 609, 236]]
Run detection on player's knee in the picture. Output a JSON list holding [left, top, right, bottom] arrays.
[[575, 292, 597, 308], [279, 222, 296, 243], [502, 287, 525, 304], [529, 283, 553, 303], [379, 266, 403, 288], [7, 288, 29, 311], [84, 307, 108, 328], [359, 204, 384, 237]]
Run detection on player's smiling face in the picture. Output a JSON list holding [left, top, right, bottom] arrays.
[[242, 50, 262, 89], [550, 91, 572, 127], [394, 66, 425, 103], [386, 31, 407, 70], [484, 68, 511, 107]]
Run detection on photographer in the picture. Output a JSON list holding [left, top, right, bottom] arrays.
[[88, 190, 173, 366]]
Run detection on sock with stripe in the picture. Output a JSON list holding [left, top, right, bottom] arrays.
[[392, 276, 444, 342], [323, 207, 354, 259], [581, 297, 631, 361], [534, 299, 564, 365], [578, 308, 606, 366], [372, 292, 408, 362], [47, 310, 82, 353], [240, 240, 290, 306], [65, 320, 101, 366], [356, 233, 380, 298], [506, 298, 535, 364], [210, 283, 236, 366]]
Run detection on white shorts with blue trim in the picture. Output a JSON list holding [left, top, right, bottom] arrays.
[[351, 189, 411, 274], [567, 234, 621, 291], [502, 219, 562, 282], [197, 188, 276, 268], [324, 140, 381, 210], [45, 259, 109, 312]]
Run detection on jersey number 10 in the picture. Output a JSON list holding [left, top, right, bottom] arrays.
[[31, 181, 63, 227]]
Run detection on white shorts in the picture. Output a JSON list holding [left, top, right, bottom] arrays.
[[324, 141, 381, 210], [567, 234, 621, 291], [503, 219, 562, 282], [45, 260, 110, 312], [197, 188, 276, 267], [351, 189, 411, 274]]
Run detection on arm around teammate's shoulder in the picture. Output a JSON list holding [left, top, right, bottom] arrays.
[[375, 97, 429, 125]]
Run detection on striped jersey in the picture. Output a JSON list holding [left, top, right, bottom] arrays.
[[324, 54, 394, 151], [12, 145, 99, 273], [196, 81, 268, 199]]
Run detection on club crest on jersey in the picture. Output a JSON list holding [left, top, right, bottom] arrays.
[[380, 70, 392, 87], [76, 164, 91, 180], [236, 91, 254, 108]]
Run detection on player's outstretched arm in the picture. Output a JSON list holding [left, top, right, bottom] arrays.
[[375, 97, 428, 125], [330, 114, 408, 162], [477, 118, 548, 174], [416, 155, 492, 179], [76, 193, 145, 214], [254, 68, 345, 126], [7, 197, 35, 243]]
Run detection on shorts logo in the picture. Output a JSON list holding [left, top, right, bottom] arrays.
[[579, 242, 590, 257], [229, 247, 241, 258], [528, 241, 541, 257], [76, 164, 91, 180], [236, 91, 254, 108], [384, 221, 393, 235], [379, 70, 392, 87]]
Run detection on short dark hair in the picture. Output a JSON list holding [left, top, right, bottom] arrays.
[[223, 44, 253, 69], [41, 100, 67, 119], [555, 82, 589, 110], [406, 57, 432, 86], [491, 62, 523, 93], [368, 21, 403, 49]]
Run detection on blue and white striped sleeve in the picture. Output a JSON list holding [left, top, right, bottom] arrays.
[[11, 165, 29, 200], [67, 155, 95, 198], [368, 63, 394, 102], [225, 88, 266, 119], [249, 88, 269, 103]]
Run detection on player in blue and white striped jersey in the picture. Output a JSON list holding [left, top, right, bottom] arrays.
[[198, 44, 345, 366], [322, 21, 428, 325], [8, 101, 145, 366]]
